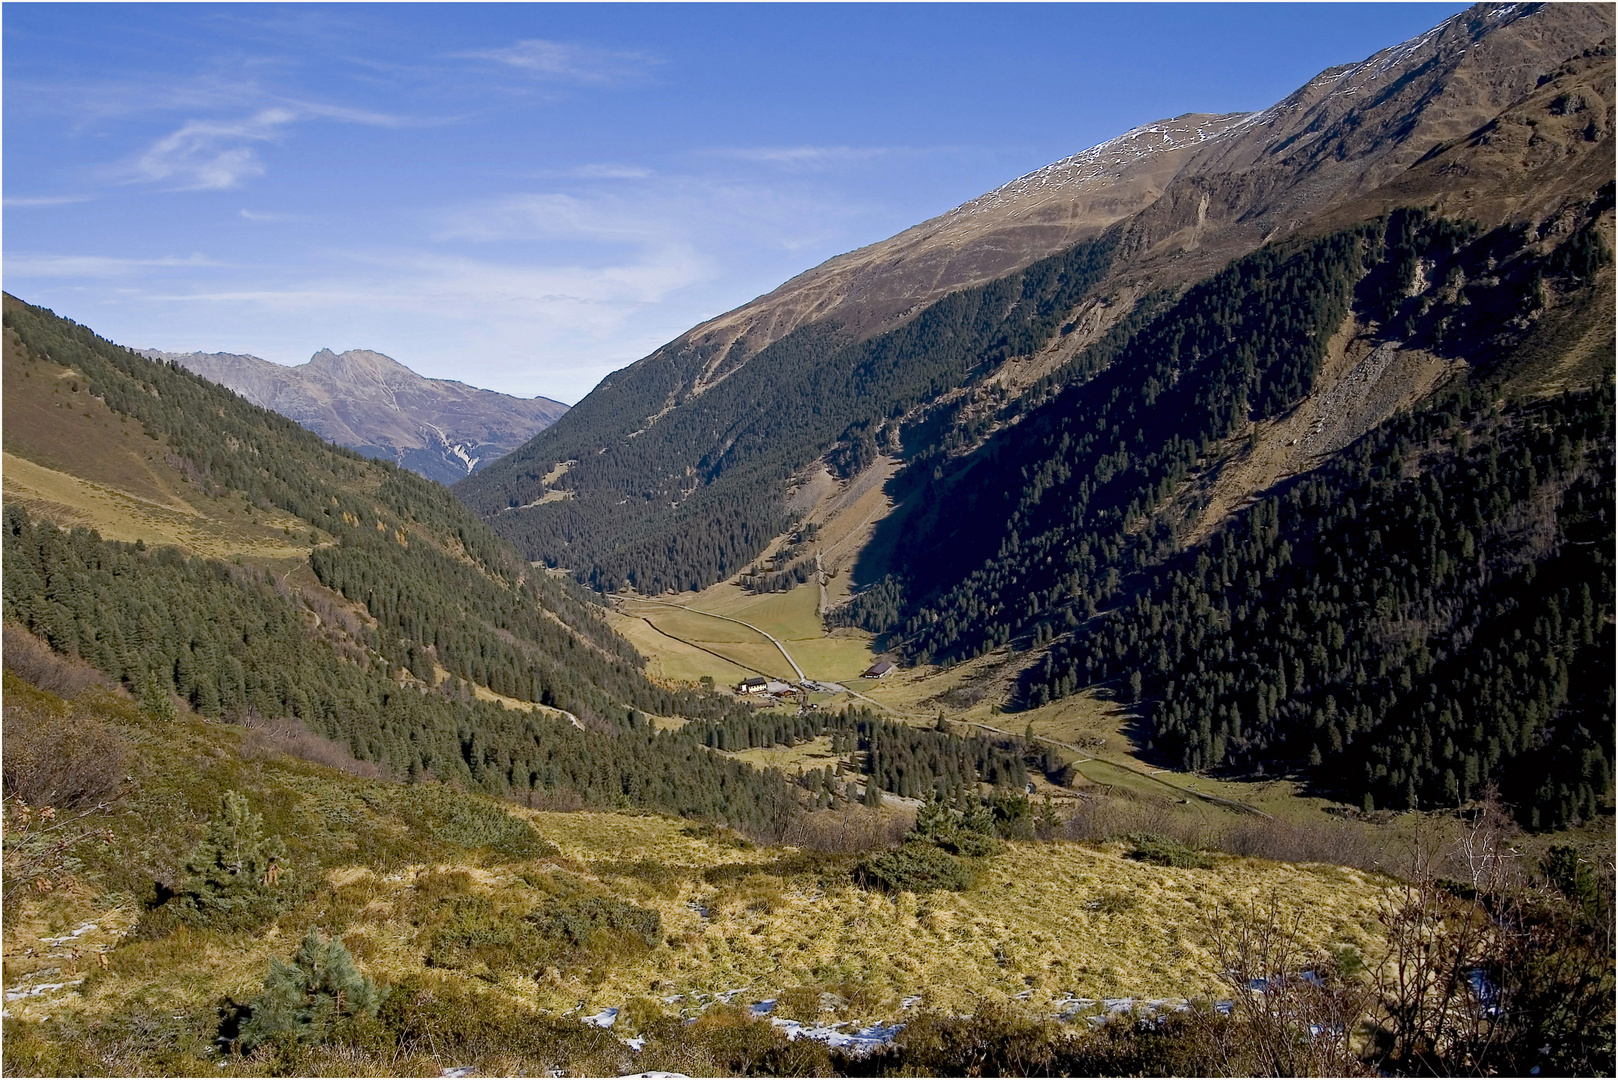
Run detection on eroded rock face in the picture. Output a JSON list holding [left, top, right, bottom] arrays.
[[143, 347, 568, 486]]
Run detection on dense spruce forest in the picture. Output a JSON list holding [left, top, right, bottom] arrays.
[[681, 707, 1029, 802], [1, 505, 801, 830], [1, 509, 1037, 827], [0, 297, 791, 825], [1, 296, 1049, 832], [833, 203, 1614, 828], [0, 296, 677, 719], [456, 235, 1118, 593], [1027, 384, 1614, 827]]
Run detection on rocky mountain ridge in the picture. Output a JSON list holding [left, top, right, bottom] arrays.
[[606, 1, 1610, 407], [142, 346, 567, 486], [458, 1, 1612, 601]]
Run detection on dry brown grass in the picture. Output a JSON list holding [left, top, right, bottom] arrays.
[[2, 336, 321, 561]]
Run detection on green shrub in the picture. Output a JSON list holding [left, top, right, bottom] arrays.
[[911, 793, 1006, 857], [0, 1018, 100, 1076], [991, 793, 1035, 839], [658, 1004, 833, 1076], [593, 857, 688, 896], [934, 827, 1005, 858], [851, 1002, 1059, 1075], [1124, 833, 1214, 869], [426, 894, 527, 972], [233, 931, 383, 1054], [135, 790, 288, 937], [1543, 844, 1601, 918], [855, 841, 975, 893], [425, 890, 661, 975], [379, 973, 613, 1072], [375, 785, 558, 861], [529, 893, 661, 951]]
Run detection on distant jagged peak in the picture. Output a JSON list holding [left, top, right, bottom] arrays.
[[306, 347, 418, 383], [139, 344, 568, 485]]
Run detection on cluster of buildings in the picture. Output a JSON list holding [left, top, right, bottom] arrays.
[[734, 661, 894, 700]]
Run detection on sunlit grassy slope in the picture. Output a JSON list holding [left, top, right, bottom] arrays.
[[2, 329, 316, 561], [5, 671, 1393, 1059], [611, 586, 875, 686]]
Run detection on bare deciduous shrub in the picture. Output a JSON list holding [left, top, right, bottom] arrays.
[[2, 688, 130, 809], [1065, 792, 1214, 848], [779, 804, 912, 854], [1066, 791, 1406, 875], [1206, 893, 1374, 1076], [1365, 803, 1541, 1074], [2, 620, 109, 697], [235, 712, 388, 780]]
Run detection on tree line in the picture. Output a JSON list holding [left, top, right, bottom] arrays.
[[456, 233, 1120, 594]]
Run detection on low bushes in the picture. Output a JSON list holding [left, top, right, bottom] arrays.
[[851, 793, 1012, 893], [132, 790, 290, 938], [367, 783, 559, 862], [228, 931, 383, 1054], [854, 841, 975, 894], [1124, 833, 1215, 869], [1, 673, 129, 810], [418, 874, 662, 977]]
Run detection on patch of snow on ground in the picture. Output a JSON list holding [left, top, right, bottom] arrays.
[[583, 1007, 619, 1028], [40, 923, 98, 947], [4, 979, 84, 1002], [771, 1017, 904, 1056]]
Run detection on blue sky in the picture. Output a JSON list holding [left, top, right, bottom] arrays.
[[4, 2, 1469, 403]]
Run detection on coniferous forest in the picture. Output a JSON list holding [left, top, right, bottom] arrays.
[[456, 235, 1118, 593], [833, 203, 1616, 830]]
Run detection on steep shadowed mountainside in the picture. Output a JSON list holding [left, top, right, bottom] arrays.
[[455, 2, 1613, 829], [142, 347, 568, 486], [458, 1, 1613, 602]]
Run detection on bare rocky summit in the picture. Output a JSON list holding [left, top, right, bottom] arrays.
[[142, 347, 568, 486]]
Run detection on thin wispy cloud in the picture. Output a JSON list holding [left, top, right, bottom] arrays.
[[435, 193, 684, 245], [278, 97, 426, 129], [450, 39, 660, 85], [6, 253, 226, 277], [128, 107, 296, 190], [709, 145, 899, 170], [240, 209, 317, 223], [3, 195, 93, 207], [136, 245, 713, 372], [541, 163, 657, 180], [122, 98, 425, 191]]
